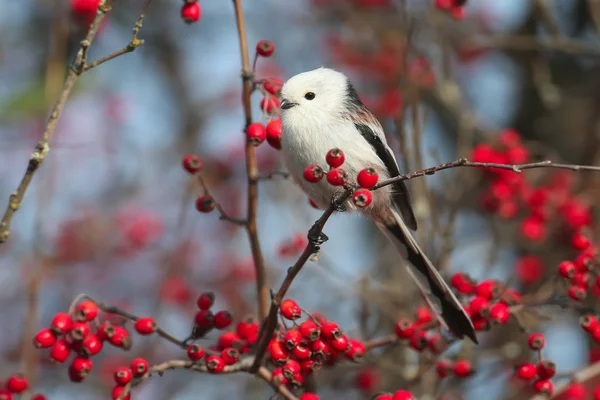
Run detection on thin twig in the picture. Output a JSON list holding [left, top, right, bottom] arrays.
[[232, 0, 269, 323], [530, 361, 600, 400], [197, 175, 247, 225], [258, 171, 290, 181], [473, 35, 600, 56]]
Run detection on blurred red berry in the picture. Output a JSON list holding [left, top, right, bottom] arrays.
[[558, 261, 576, 279], [256, 40, 275, 57], [130, 358, 149, 377], [451, 273, 475, 294], [220, 348, 240, 365], [247, 122, 267, 146], [436, 359, 453, 378], [181, 2, 201, 24], [134, 317, 157, 336], [260, 97, 280, 114], [572, 231, 592, 251], [528, 332, 545, 350], [392, 390, 414, 400], [280, 299, 302, 320], [292, 342, 312, 360], [415, 306, 433, 324], [331, 335, 350, 352], [196, 292, 215, 310], [50, 339, 72, 363], [6, 374, 28, 393], [299, 320, 320, 341], [355, 367, 378, 392], [217, 331, 242, 350], [51, 312, 73, 334], [70, 321, 90, 341], [263, 77, 283, 95], [206, 355, 225, 373], [536, 360, 556, 379], [268, 340, 289, 365], [34, 328, 56, 348], [515, 255, 543, 284], [568, 285, 587, 301], [533, 379, 554, 395], [521, 216, 546, 241], [453, 359, 473, 377], [345, 338, 366, 362], [581, 315, 598, 333], [284, 329, 303, 350], [300, 394, 320, 400], [409, 330, 427, 352], [182, 154, 203, 174], [469, 296, 490, 317], [187, 344, 205, 361], [266, 120, 282, 149], [515, 363, 536, 380], [112, 386, 131, 400], [195, 195, 215, 213], [489, 303, 510, 324], [395, 319, 415, 339], [563, 383, 587, 400], [214, 311, 233, 330], [69, 357, 93, 381]]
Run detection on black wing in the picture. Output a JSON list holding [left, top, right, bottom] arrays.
[[354, 123, 418, 231]]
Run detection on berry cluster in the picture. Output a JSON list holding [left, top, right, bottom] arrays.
[[556, 242, 599, 302], [303, 148, 379, 208], [181, 0, 202, 24], [0, 374, 44, 400], [513, 333, 557, 395], [267, 299, 369, 391], [434, 0, 467, 20]]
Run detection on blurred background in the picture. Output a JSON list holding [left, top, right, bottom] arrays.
[[1, 0, 600, 399]]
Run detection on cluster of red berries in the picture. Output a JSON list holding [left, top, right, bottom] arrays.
[[556, 240, 599, 302], [513, 333, 558, 395], [303, 148, 379, 208], [450, 273, 519, 331], [180, 154, 218, 214], [434, 0, 467, 19], [181, 0, 201, 24], [247, 120, 282, 149], [265, 299, 366, 391], [0, 374, 44, 400], [109, 358, 149, 400], [473, 129, 593, 242]]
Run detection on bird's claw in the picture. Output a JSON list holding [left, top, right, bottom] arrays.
[[330, 197, 346, 212], [308, 226, 329, 247]]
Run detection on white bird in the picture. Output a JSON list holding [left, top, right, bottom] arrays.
[[279, 67, 477, 343]]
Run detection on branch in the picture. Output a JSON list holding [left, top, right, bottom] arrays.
[[473, 34, 600, 56], [530, 361, 600, 400], [250, 191, 351, 372], [0, 0, 152, 245], [232, 0, 269, 322], [373, 158, 600, 190], [197, 175, 247, 226]]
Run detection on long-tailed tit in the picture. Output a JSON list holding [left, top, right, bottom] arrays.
[[280, 67, 477, 343]]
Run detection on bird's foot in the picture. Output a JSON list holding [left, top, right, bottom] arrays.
[[307, 226, 329, 247], [330, 197, 347, 212]]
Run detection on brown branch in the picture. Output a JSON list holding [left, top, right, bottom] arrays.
[[232, 0, 269, 323], [0, 0, 153, 245], [258, 171, 290, 181], [373, 158, 600, 190], [197, 175, 247, 226], [250, 191, 351, 373], [473, 35, 600, 56]]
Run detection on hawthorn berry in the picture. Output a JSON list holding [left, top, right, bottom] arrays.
[[6, 374, 28, 393], [436, 359, 453, 378], [515, 363, 536, 380], [220, 347, 240, 365], [345, 339, 366, 362], [311, 338, 331, 360], [195, 195, 215, 213], [563, 383, 587, 400], [75, 300, 99, 322], [353, 189, 373, 208], [263, 78, 283, 95], [266, 120, 282, 150], [395, 319, 415, 339], [213, 310, 233, 330], [114, 367, 133, 385], [427, 334, 447, 354], [134, 317, 157, 335], [533, 379, 554, 395], [409, 330, 428, 351], [260, 97, 280, 114], [69, 356, 93, 380], [130, 357, 149, 377], [453, 359, 473, 377], [450, 272, 475, 294], [303, 164, 324, 183], [271, 368, 288, 385], [374, 394, 394, 400], [572, 231, 592, 251], [31, 395, 47, 400], [326, 168, 348, 186], [325, 148, 345, 168], [283, 359, 302, 380], [51, 312, 73, 334], [284, 329, 303, 350], [489, 303, 510, 324], [321, 321, 341, 339], [196, 292, 215, 310], [392, 390, 414, 400], [206, 355, 226, 373], [331, 335, 350, 352], [536, 360, 556, 379], [256, 40, 275, 57], [469, 296, 490, 317], [247, 122, 267, 146], [187, 344, 205, 361], [301, 359, 319, 374], [299, 320, 320, 341], [181, 2, 201, 24], [182, 154, 203, 174], [33, 328, 56, 348], [581, 315, 598, 333], [108, 326, 131, 350], [97, 322, 115, 342], [415, 306, 433, 324], [356, 168, 379, 189], [80, 333, 103, 356], [299, 394, 320, 400], [236, 318, 259, 339], [268, 340, 289, 364], [292, 342, 312, 360], [568, 285, 587, 301], [70, 321, 90, 341], [0, 390, 12, 400], [50, 339, 72, 363], [112, 386, 131, 400], [558, 261, 577, 279], [528, 332, 545, 350], [280, 299, 302, 320], [217, 331, 242, 350]]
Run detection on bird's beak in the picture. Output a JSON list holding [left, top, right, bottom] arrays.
[[280, 99, 298, 110]]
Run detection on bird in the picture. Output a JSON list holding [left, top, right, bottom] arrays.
[[279, 67, 477, 343]]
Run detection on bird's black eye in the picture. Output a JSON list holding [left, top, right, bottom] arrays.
[[304, 92, 316, 100]]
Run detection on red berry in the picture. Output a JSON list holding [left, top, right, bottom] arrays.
[[263, 78, 283, 95], [469, 296, 490, 317], [326, 148, 345, 168], [356, 168, 379, 189], [196, 292, 215, 310], [572, 231, 592, 251], [284, 329, 303, 350], [182, 154, 204, 174], [311, 338, 331, 360], [569, 285, 587, 301], [436, 359, 453, 378], [256, 40, 275, 57], [345, 339, 366, 362], [96, 322, 115, 342], [292, 342, 312, 360], [187, 344, 206, 361], [563, 383, 587, 400], [260, 97, 280, 114], [451, 273, 475, 294], [70, 321, 90, 341], [181, 2, 201, 24], [299, 320, 320, 341], [247, 122, 267, 146], [31, 395, 46, 400], [213, 311, 233, 330], [108, 326, 131, 350], [220, 347, 240, 365], [489, 303, 510, 324], [134, 317, 157, 335], [331, 335, 350, 352], [515, 363, 536, 380], [581, 315, 598, 333], [114, 367, 133, 385], [268, 340, 289, 365], [206, 355, 226, 373], [533, 379, 554, 395], [112, 386, 131, 400], [280, 299, 302, 320], [303, 164, 324, 183], [326, 168, 348, 186], [51, 312, 73, 334], [415, 306, 433, 324], [283, 359, 301, 380], [300, 394, 320, 400], [409, 330, 428, 351], [236, 318, 259, 339], [453, 359, 473, 377], [81, 333, 103, 356], [352, 189, 373, 208], [528, 332, 545, 350], [374, 395, 394, 400], [321, 321, 341, 340], [392, 390, 414, 400], [5, 374, 28, 393], [266, 120, 282, 150], [130, 357, 149, 377], [75, 300, 99, 322], [33, 328, 56, 348], [515, 255, 544, 284], [69, 356, 93, 381], [536, 360, 556, 379], [217, 331, 242, 350], [472, 316, 490, 331], [301, 359, 319, 374], [521, 216, 546, 241], [271, 368, 288, 385], [50, 339, 72, 363], [428, 334, 447, 354], [558, 261, 577, 279], [195, 195, 215, 213], [395, 319, 415, 339]]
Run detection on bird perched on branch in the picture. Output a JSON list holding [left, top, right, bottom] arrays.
[[279, 67, 477, 343]]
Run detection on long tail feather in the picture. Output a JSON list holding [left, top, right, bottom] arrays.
[[378, 210, 478, 344]]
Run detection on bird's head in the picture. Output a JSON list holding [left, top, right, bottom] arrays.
[[280, 68, 354, 122]]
